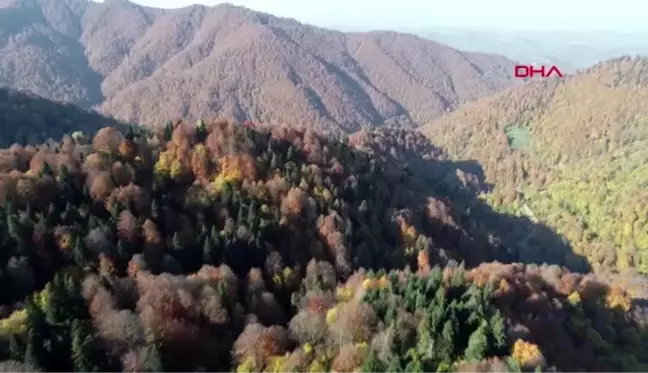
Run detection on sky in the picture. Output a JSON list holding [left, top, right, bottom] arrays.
[[124, 0, 648, 32]]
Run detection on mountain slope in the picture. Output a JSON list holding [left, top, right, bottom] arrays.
[[420, 56, 648, 273], [0, 86, 123, 147], [0, 0, 519, 132], [0, 110, 647, 371], [0, 0, 103, 107]]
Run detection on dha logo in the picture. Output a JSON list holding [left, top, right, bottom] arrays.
[[514, 65, 564, 79]]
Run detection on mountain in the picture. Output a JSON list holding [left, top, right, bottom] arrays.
[[0, 86, 124, 147], [0, 96, 646, 370], [421, 56, 648, 274], [413, 28, 648, 71], [0, 0, 519, 133]]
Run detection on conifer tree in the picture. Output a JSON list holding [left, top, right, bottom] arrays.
[[386, 355, 403, 373], [360, 350, 386, 372], [464, 322, 489, 361], [72, 236, 91, 268], [71, 320, 95, 372], [9, 333, 25, 361]]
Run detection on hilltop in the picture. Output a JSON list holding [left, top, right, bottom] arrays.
[[0, 0, 518, 133], [421, 56, 648, 274]]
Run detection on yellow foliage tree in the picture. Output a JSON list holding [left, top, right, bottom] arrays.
[[154, 149, 174, 178], [511, 339, 544, 368], [605, 286, 632, 312], [0, 309, 28, 337], [264, 355, 289, 373]]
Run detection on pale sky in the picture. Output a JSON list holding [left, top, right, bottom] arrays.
[[122, 0, 647, 32]]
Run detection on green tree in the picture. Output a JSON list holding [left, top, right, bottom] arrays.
[[464, 322, 489, 361], [360, 350, 386, 372], [71, 320, 95, 372], [9, 333, 25, 361]]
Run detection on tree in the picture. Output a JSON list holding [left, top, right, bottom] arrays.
[[71, 320, 95, 372], [359, 350, 386, 372], [9, 333, 25, 361], [463, 322, 489, 361]]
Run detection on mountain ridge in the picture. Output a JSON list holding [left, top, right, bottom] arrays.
[[0, 0, 519, 132], [420, 55, 648, 274]]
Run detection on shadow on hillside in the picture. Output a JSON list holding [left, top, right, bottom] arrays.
[[494, 268, 648, 371], [399, 152, 591, 273], [0, 89, 125, 147]]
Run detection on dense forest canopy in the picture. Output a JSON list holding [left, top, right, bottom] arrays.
[[421, 56, 648, 275], [0, 114, 646, 372]]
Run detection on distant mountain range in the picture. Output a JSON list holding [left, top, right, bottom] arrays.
[[0, 0, 519, 133], [410, 28, 648, 72]]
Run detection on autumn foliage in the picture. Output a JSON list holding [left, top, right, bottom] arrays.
[[0, 121, 646, 372]]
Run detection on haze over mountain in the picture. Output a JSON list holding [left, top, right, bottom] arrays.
[[421, 56, 648, 274], [413, 28, 648, 71], [0, 0, 519, 133]]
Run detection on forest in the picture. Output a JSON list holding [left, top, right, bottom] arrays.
[[0, 119, 646, 372], [422, 56, 648, 275]]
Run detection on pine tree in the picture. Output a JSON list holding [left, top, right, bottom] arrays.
[[386, 355, 403, 373], [145, 344, 164, 372], [287, 145, 295, 161], [23, 296, 48, 370], [40, 162, 54, 177], [117, 239, 130, 260], [202, 236, 213, 264], [151, 198, 160, 221], [44, 279, 67, 325], [9, 333, 24, 361], [360, 350, 386, 372], [24, 330, 44, 370], [416, 314, 434, 358], [71, 319, 95, 372], [57, 164, 70, 183], [172, 232, 184, 253], [73, 236, 91, 268], [7, 212, 21, 242], [489, 310, 507, 351], [196, 120, 207, 142], [464, 322, 489, 361], [125, 124, 135, 141], [439, 320, 455, 361], [64, 274, 88, 319], [404, 353, 424, 373], [163, 122, 173, 141]]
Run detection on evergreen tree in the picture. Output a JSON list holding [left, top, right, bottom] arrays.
[[72, 236, 91, 268], [163, 122, 173, 141], [44, 280, 67, 325], [464, 322, 489, 361], [24, 330, 44, 370], [9, 333, 24, 361], [360, 350, 386, 372], [71, 320, 95, 372], [57, 164, 70, 183], [489, 310, 507, 351], [145, 344, 164, 372], [386, 355, 403, 373], [439, 320, 455, 362], [40, 162, 54, 177]]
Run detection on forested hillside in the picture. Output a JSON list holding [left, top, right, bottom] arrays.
[[0, 87, 124, 147], [0, 0, 518, 133], [0, 109, 646, 371], [421, 56, 648, 274]]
